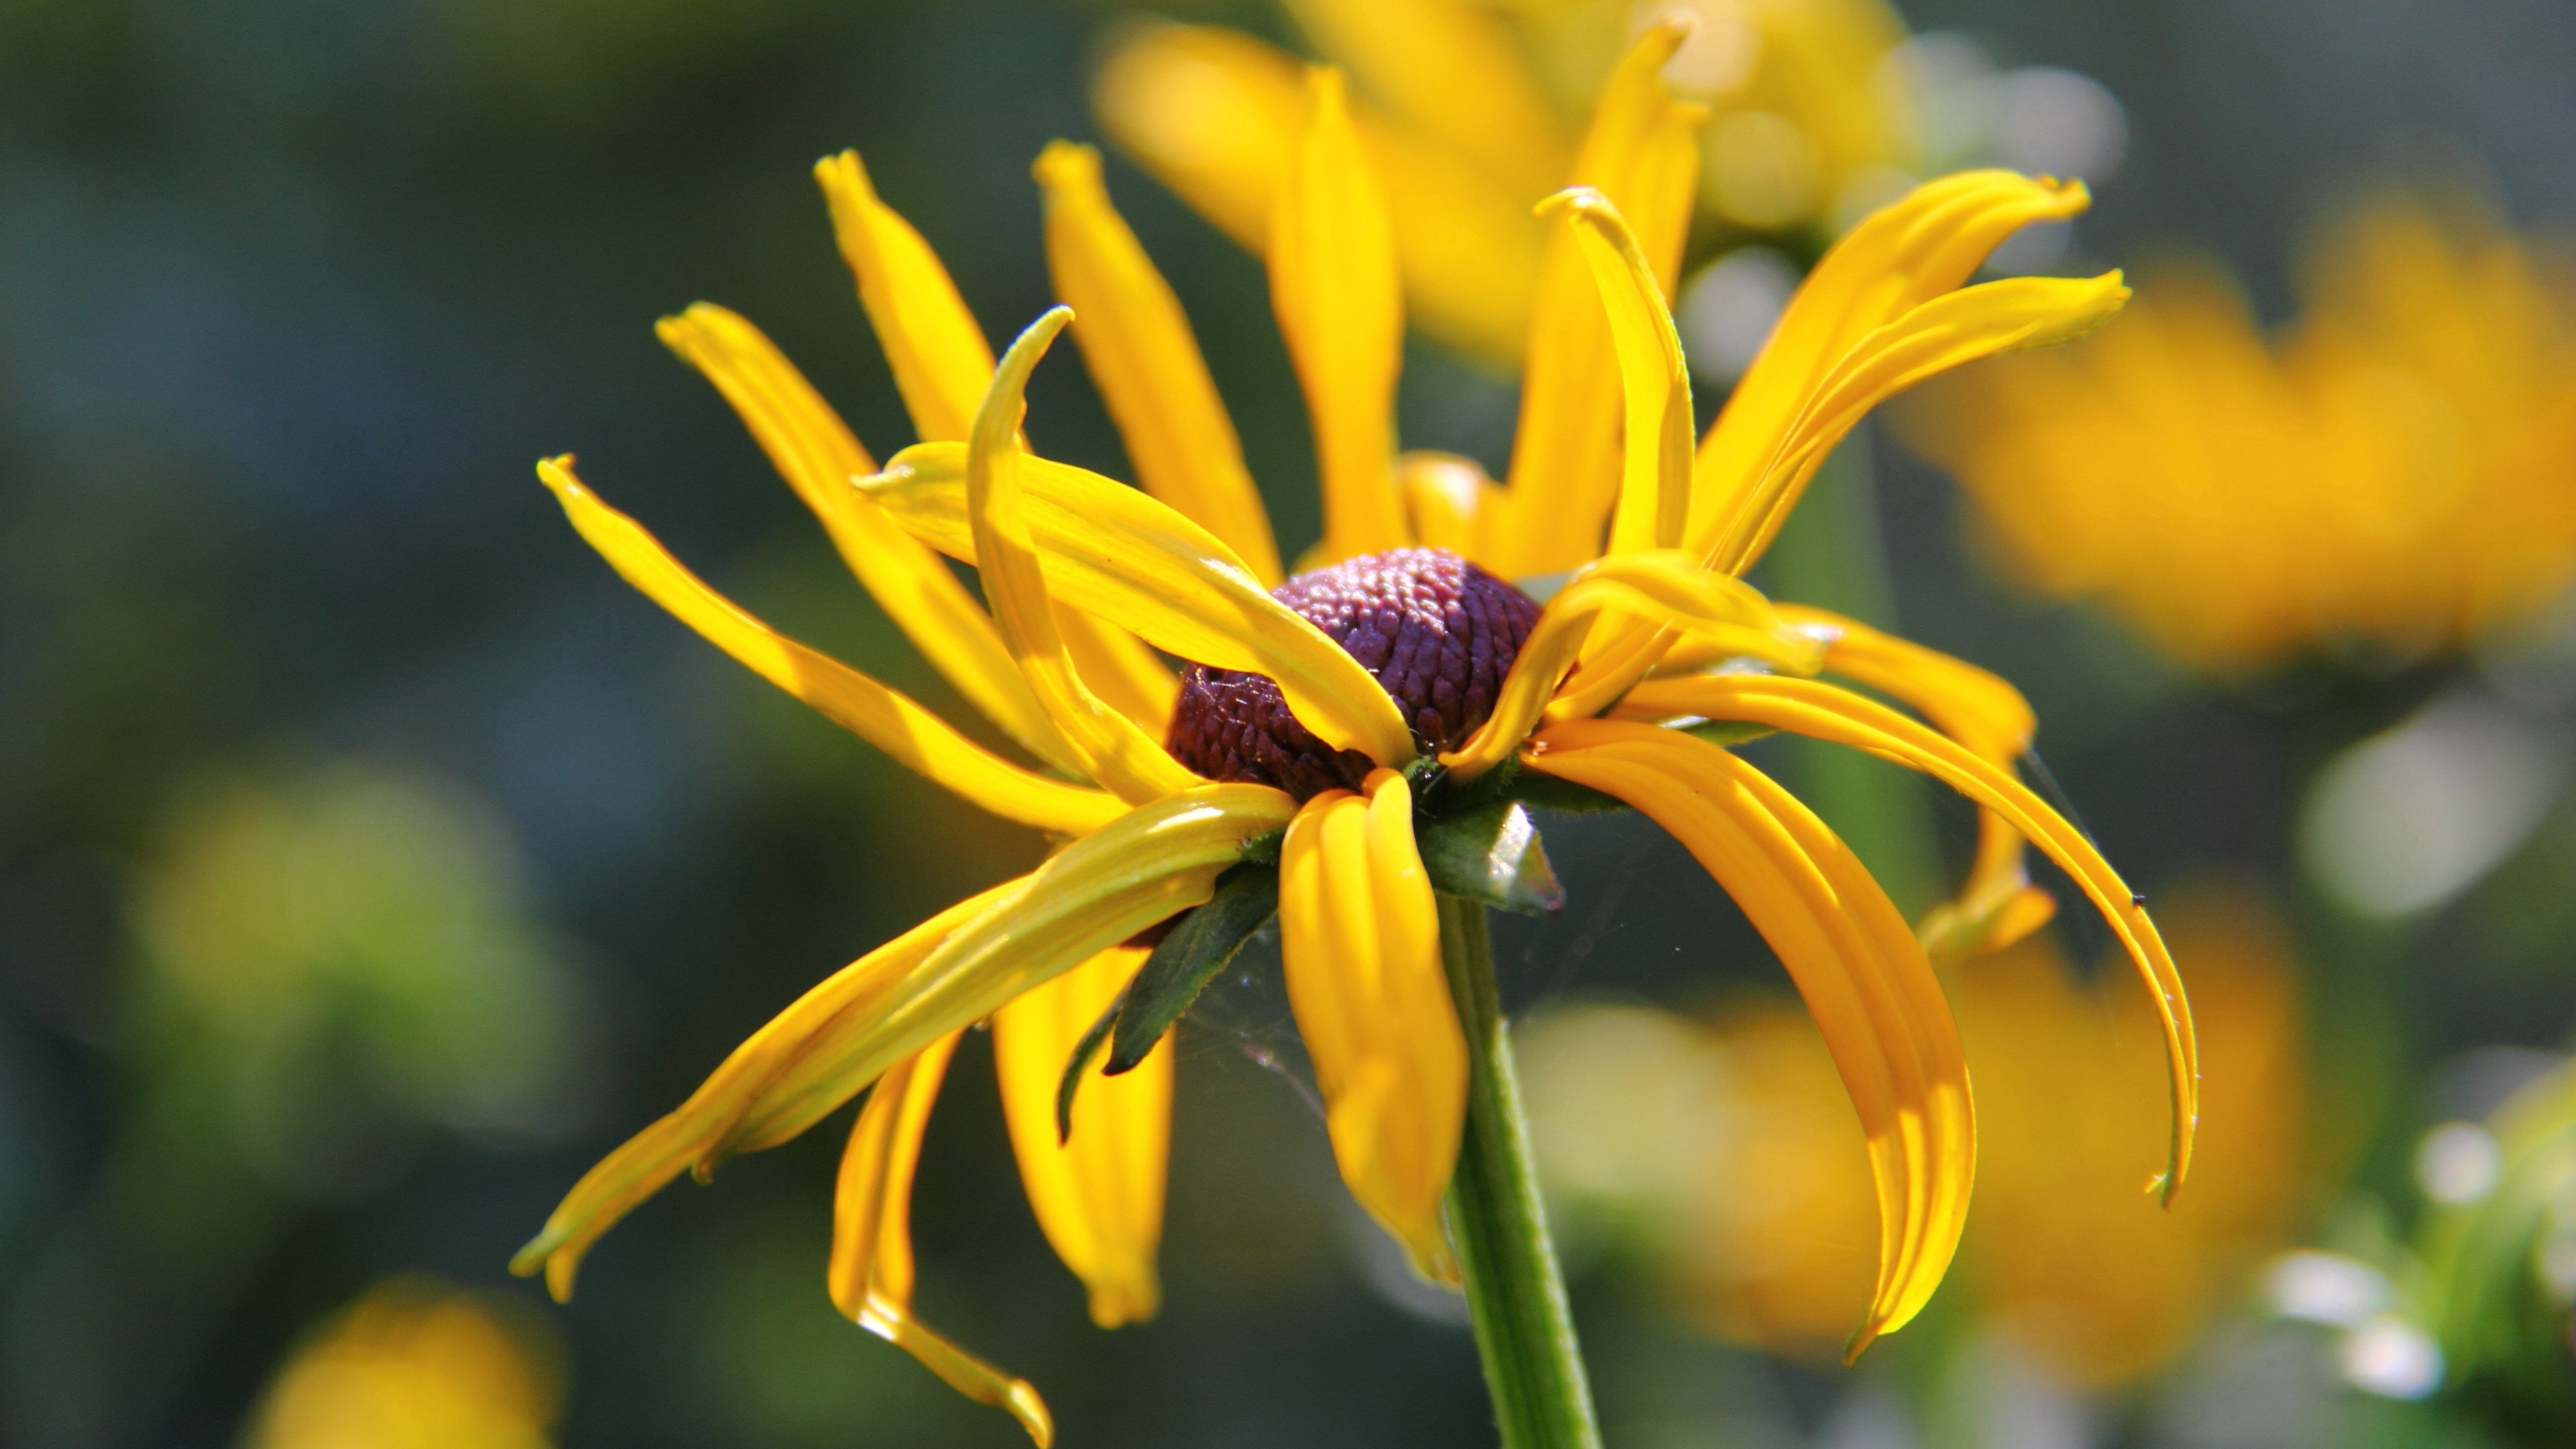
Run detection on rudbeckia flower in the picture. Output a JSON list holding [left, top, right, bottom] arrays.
[[512, 28, 2194, 1440]]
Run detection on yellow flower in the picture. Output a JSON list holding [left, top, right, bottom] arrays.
[[1092, 0, 1918, 365], [244, 1278, 562, 1449], [511, 30, 2190, 1440], [1903, 190, 2576, 674]]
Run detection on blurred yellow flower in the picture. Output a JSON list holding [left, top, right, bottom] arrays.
[[1527, 882, 2302, 1385], [512, 27, 2186, 1438], [244, 1278, 561, 1449], [1904, 192, 2576, 673]]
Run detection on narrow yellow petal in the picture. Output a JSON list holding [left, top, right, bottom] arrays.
[[1271, 66, 1409, 562], [1397, 451, 1505, 562], [993, 945, 1170, 1328], [1490, 19, 1703, 578], [814, 150, 996, 443], [722, 783, 1298, 1159], [830, 1032, 1055, 1447], [1537, 187, 1693, 555], [1708, 272, 2134, 574], [967, 309, 1203, 804], [653, 303, 1081, 775], [1442, 551, 1823, 781], [1055, 604, 1179, 739], [1280, 0, 1568, 199], [535, 458, 1121, 836], [511, 881, 1018, 1299], [1690, 170, 2097, 566], [1524, 722, 1972, 1352], [1279, 775, 1466, 1283], [1034, 141, 1284, 586], [1622, 673, 2200, 1195], [863, 442, 1415, 766]]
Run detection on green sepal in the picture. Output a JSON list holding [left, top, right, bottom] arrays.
[[1054, 998, 1122, 1145], [1418, 799, 1566, 916], [1678, 718, 1776, 749], [1105, 861, 1280, 1075]]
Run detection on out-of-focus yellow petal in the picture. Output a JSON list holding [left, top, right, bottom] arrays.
[[815, 151, 996, 444], [1279, 774, 1466, 1283], [1774, 606, 2053, 961], [992, 945, 1170, 1328], [1623, 673, 2199, 1195], [1281, 0, 1568, 199], [511, 881, 1018, 1299], [1691, 171, 2096, 567], [1491, 19, 1703, 578], [1709, 272, 2133, 574], [865, 443, 1415, 766], [534, 458, 1120, 836], [1272, 67, 1410, 563], [1525, 721, 1972, 1354], [829, 1032, 1055, 1447], [1397, 451, 1505, 561], [652, 303, 1081, 775], [967, 309, 1202, 804], [723, 782, 1298, 1159], [1540, 186, 1693, 555], [1034, 141, 1285, 586], [1442, 551, 1823, 780]]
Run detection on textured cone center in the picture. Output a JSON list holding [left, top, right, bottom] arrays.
[[1166, 547, 1542, 799]]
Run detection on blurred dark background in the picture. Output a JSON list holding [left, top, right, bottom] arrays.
[[5, 1, 2576, 1446]]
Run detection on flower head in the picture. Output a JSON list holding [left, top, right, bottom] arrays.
[[513, 29, 2191, 1438]]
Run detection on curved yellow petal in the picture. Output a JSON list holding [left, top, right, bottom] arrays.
[[1442, 551, 1823, 780], [1271, 66, 1409, 563], [830, 1032, 1055, 1447], [815, 150, 996, 444], [1491, 18, 1703, 578], [1056, 604, 1179, 738], [722, 782, 1298, 1159], [1397, 451, 1505, 561], [535, 458, 1121, 835], [1279, 774, 1466, 1283], [652, 303, 1081, 775], [1708, 272, 2134, 574], [1538, 187, 1693, 556], [1773, 606, 2054, 961], [969, 309, 1203, 804], [1690, 170, 2098, 565], [863, 443, 1415, 766], [1034, 141, 1285, 586], [1622, 673, 2200, 1196], [1523, 722, 1972, 1354], [993, 944, 1169, 1328], [510, 881, 1018, 1299], [1281, 0, 1568, 200]]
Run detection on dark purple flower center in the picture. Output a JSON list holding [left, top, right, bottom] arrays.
[[1166, 547, 1542, 799]]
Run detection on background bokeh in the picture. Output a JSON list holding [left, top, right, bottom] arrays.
[[5, 1, 2576, 1446]]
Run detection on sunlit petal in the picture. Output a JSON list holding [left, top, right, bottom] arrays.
[[1280, 0, 1567, 199], [1540, 186, 1694, 557], [814, 150, 998, 445], [535, 458, 1120, 835]]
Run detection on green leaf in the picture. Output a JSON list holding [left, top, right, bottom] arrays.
[[1105, 862, 1280, 1075], [1419, 800, 1566, 915], [1054, 998, 1122, 1145], [1679, 718, 1776, 749]]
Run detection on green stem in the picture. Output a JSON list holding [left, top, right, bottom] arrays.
[[1438, 895, 1602, 1449]]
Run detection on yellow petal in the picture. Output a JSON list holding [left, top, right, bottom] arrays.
[[1690, 170, 2099, 568], [652, 303, 1082, 775], [1489, 18, 1703, 578], [1538, 186, 1693, 556], [1279, 774, 1466, 1282], [1055, 604, 1179, 739], [1034, 141, 1285, 586], [1707, 272, 2135, 574], [722, 782, 1298, 1159], [830, 1032, 1055, 1447], [534, 458, 1121, 836], [1621, 673, 2200, 1197], [1271, 66, 1410, 563], [1442, 551, 1823, 780], [1523, 721, 1972, 1353], [1774, 606, 2054, 961], [814, 150, 996, 444], [968, 309, 1203, 804], [1280, 0, 1568, 199], [511, 881, 1019, 1299], [992, 945, 1170, 1328], [863, 442, 1415, 766], [1397, 451, 1505, 561]]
